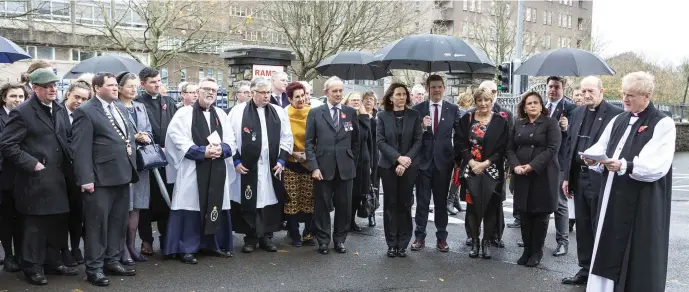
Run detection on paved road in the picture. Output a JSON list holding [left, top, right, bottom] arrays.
[[2, 153, 689, 291]]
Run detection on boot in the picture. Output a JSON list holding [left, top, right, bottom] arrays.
[[481, 239, 492, 259], [469, 238, 480, 258]]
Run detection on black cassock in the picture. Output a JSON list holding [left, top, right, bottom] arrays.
[[584, 103, 674, 292]]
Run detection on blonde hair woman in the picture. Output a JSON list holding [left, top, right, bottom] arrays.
[[343, 91, 373, 231]]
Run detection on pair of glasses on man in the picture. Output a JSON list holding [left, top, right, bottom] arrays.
[[199, 87, 218, 93]]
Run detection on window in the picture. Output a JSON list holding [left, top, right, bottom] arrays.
[[547, 11, 552, 25], [198, 69, 204, 81], [557, 36, 562, 47], [490, 0, 495, 15], [570, 0, 573, 6], [577, 39, 582, 48], [250, 31, 258, 41], [1, 0, 27, 15], [543, 10, 547, 24], [26, 46, 54, 60], [558, 13, 562, 27], [71, 49, 100, 62], [461, 21, 469, 37], [476, 0, 481, 13], [543, 35, 551, 48], [32, 0, 70, 21], [217, 71, 223, 88], [468, 0, 474, 12], [207, 68, 213, 80], [161, 67, 168, 86], [180, 68, 187, 83], [526, 7, 532, 22], [578, 17, 584, 30], [532, 8, 536, 23], [463, 0, 468, 11], [568, 15, 572, 28]]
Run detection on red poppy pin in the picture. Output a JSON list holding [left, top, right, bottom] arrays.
[[243, 127, 251, 133], [340, 112, 346, 119], [162, 104, 167, 110], [499, 112, 508, 119], [216, 118, 220, 126], [637, 126, 648, 133]]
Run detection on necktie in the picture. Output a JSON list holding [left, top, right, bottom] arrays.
[[433, 104, 439, 134], [332, 106, 339, 131], [69, 112, 73, 125], [548, 103, 554, 117], [108, 104, 126, 135]]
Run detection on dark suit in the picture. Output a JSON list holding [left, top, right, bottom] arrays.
[[411, 100, 460, 241], [507, 115, 561, 259], [0, 108, 22, 260], [70, 97, 138, 275], [377, 109, 422, 249], [0, 96, 72, 270], [305, 103, 360, 246], [490, 103, 514, 241], [546, 97, 576, 246], [562, 101, 622, 277], [270, 93, 290, 109], [60, 106, 84, 253]]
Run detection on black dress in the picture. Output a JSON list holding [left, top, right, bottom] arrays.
[[352, 113, 373, 221]]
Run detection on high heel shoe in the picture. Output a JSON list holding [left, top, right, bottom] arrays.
[[481, 239, 492, 259], [469, 238, 480, 258]]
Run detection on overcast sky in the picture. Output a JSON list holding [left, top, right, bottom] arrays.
[[592, 0, 686, 66]]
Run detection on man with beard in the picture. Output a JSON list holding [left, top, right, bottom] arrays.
[[134, 67, 178, 256], [163, 78, 234, 264], [227, 78, 293, 253]]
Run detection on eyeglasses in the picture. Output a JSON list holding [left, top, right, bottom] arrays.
[[183, 91, 197, 94], [199, 87, 218, 93]]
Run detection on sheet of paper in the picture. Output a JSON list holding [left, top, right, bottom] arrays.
[[579, 152, 609, 162], [207, 131, 221, 145]]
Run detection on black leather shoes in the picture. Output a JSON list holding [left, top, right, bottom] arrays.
[[396, 248, 407, 258], [46, 265, 79, 276], [562, 274, 588, 285], [517, 249, 531, 265], [553, 243, 568, 257], [351, 222, 362, 232], [259, 239, 278, 252], [242, 244, 255, 253], [491, 239, 505, 248], [3, 255, 21, 272], [465, 238, 473, 246], [481, 240, 492, 259], [387, 247, 397, 258], [87, 272, 110, 286], [181, 254, 198, 264], [104, 262, 136, 276], [469, 238, 480, 258], [317, 244, 329, 254], [25, 271, 48, 285], [368, 216, 376, 227], [334, 243, 346, 253], [525, 253, 543, 267]]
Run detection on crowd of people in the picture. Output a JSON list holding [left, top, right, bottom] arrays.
[[0, 60, 675, 292]]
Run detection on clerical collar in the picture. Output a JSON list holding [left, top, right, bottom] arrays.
[[587, 103, 601, 112]]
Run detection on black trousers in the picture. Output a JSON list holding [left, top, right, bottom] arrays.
[[139, 169, 173, 245], [83, 184, 129, 274], [414, 164, 451, 240], [21, 213, 67, 270], [520, 212, 551, 256], [380, 167, 416, 249], [0, 190, 22, 257], [313, 169, 352, 246], [65, 179, 83, 250], [464, 199, 504, 240], [465, 194, 501, 241], [573, 170, 601, 277]]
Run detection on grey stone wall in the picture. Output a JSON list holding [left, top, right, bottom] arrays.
[[677, 123, 689, 152]]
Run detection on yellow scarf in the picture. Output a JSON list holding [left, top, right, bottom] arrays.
[[286, 105, 310, 163]]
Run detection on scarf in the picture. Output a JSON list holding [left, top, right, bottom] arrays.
[[286, 105, 310, 164], [190, 101, 227, 235]]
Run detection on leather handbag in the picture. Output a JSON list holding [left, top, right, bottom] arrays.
[[136, 143, 168, 171]]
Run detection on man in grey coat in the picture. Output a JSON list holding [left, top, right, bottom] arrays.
[[305, 76, 360, 255]]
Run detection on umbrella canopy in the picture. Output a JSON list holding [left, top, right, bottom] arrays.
[[369, 34, 495, 73], [64, 55, 146, 79], [0, 36, 31, 63], [315, 51, 391, 80], [513, 48, 615, 77]]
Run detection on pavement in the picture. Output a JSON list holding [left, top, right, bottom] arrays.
[[2, 153, 689, 291]]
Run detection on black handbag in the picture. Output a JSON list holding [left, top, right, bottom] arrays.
[[136, 143, 168, 171]]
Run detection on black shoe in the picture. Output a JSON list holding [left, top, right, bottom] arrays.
[[181, 254, 198, 264], [87, 272, 110, 286], [25, 271, 48, 285], [387, 247, 397, 258], [259, 238, 278, 252], [465, 238, 473, 246], [318, 244, 329, 254], [45, 265, 79, 276], [3, 255, 21, 272], [121, 258, 135, 266], [517, 249, 531, 265], [517, 241, 524, 247], [72, 249, 85, 265], [104, 262, 136, 276], [491, 239, 505, 248], [525, 253, 543, 267], [562, 274, 588, 285], [334, 243, 346, 253], [569, 219, 576, 233], [396, 248, 407, 258], [552, 243, 568, 257], [62, 249, 77, 267], [481, 240, 492, 259], [469, 238, 480, 258], [368, 216, 376, 227], [351, 222, 362, 232], [242, 244, 255, 253], [507, 219, 521, 228]]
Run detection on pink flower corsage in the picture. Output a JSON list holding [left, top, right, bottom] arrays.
[[162, 104, 167, 110], [499, 111, 508, 119], [243, 127, 251, 133], [637, 125, 648, 133], [340, 112, 346, 119], [216, 118, 220, 126]]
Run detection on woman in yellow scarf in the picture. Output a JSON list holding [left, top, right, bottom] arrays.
[[283, 82, 316, 247]]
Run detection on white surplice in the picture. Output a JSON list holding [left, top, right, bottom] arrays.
[[583, 114, 675, 292], [164, 105, 235, 211], [226, 102, 293, 208]]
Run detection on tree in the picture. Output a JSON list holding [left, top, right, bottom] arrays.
[[263, 0, 439, 80], [74, 0, 242, 69], [600, 52, 684, 102]]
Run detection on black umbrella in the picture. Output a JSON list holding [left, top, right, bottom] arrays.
[[464, 174, 498, 222], [0, 36, 31, 63], [513, 48, 615, 76], [369, 34, 495, 73], [64, 55, 146, 79], [315, 51, 391, 80]]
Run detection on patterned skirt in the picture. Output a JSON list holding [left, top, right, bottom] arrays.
[[283, 168, 314, 215]]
